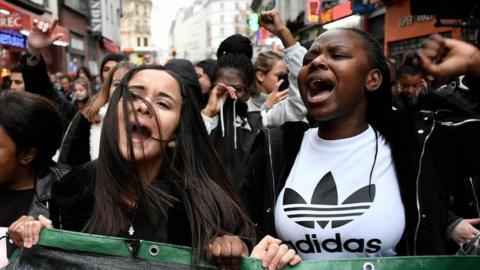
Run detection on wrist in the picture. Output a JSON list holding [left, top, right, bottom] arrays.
[[28, 47, 42, 57], [468, 50, 480, 78], [277, 27, 295, 48], [264, 100, 273, 109], [202, 106, 217, 118]]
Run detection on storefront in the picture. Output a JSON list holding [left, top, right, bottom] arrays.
[[0, 0, 69, 73], [296, 0, 378, 48], [384, 0, 461, 62]]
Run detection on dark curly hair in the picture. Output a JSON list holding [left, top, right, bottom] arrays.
[[213, 35, 255, 93]]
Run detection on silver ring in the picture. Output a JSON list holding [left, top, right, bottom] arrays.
[[363, 262, 375, 270], [149, 245, 159, 256]]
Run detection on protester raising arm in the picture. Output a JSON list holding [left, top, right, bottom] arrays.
[[258, 10, 307, 128], [418, 34, 480, 80], [19, 18, 75, 122]]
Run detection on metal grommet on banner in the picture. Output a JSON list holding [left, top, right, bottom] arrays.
[[363, 261, 375, 270], [149, 244, 160, 256]]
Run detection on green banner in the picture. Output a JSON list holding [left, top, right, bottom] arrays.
[[4, 229, 480, 269]]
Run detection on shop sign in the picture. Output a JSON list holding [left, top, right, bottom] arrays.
[[321, 9, 333, 24], [102, 38, 119, 53], [399, 15, 433, 27], [0, 14, 23, 30], [89, 0, 102, 34], [352, 0, 375, 14], [306, 0, 321, 25], [332, 0, 352, 20], [0, 30, 26, 48]]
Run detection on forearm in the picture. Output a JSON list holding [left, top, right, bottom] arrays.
[[20, 53, 53, 96], [276, 27, 296, 49], [468, 49, 480, 79]]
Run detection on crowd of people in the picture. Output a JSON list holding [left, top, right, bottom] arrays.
[[1, 10, 480, 269]]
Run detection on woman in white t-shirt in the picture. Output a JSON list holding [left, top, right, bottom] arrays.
[[242, 10, 480, 261]]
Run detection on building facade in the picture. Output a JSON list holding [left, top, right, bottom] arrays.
[[383, 0, 461, 62], [251, 1, 383, 49], [60, 0, 90, 74], [205, 0, 251, 58], [121, 0, 154, 63], [89, 0, 122, 73], [170, 0, 252, 61], [170, 1, 208, 62], [0, 0, 69, 74]]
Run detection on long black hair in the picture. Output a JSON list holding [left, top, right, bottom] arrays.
[[83, 65, 254, 262]]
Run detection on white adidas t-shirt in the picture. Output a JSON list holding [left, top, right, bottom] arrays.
[[274, 126, 405, 260]]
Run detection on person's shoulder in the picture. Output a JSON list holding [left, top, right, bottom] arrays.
[[272, 121, 309, 139], [53, 161, 96, 203], [254, 121, 308, 151]]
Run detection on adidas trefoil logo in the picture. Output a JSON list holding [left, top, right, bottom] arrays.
[[283, 172, 375, 229]]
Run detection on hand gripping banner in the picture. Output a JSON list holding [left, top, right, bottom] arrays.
[[3, 229, 480, 270]]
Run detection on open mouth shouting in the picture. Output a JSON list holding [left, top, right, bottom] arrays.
[[129, 122, 153, 142], [307, 76, 335, 104]]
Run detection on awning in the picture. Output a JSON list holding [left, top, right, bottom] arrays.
[[102, 38, 119, 53], [0, 0, 69, 46]]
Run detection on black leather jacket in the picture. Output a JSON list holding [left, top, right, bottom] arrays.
[[27, 167, 68, 219], [241, 110, 480, 256]]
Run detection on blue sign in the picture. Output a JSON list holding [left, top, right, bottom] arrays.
[[0, 30, 26, 48], [352, 0, 376, 14]]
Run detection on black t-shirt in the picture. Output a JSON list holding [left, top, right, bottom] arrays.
[[0, 188, 34, 227]]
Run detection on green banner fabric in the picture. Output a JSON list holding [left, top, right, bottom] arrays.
[[4, 229, 480, 269]]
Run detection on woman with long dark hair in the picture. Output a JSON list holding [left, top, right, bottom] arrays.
[[10, 64, 251, 266], [9, 18, 303, 270]]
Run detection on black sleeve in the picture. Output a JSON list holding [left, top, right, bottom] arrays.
[[50, 162, 96, 231], [239, 132, 267, 241], [447, 118, 480, 177], [58, 112, 92, 167], [19, 54, 75, 123]]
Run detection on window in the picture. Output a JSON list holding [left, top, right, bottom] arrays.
[[144, 38, 148, 47], [137, 37, 141, 47], [135, 3, 139, 15], [235, 2, 239, 9], [220, 27, 224, 35], [220, 3, 224, 10], [220, 15, 224, 23]]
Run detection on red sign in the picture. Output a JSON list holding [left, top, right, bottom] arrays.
[[103, 38, 119, 53], [332, 0, 352, 20], [306, 0, 321, 24], [0, 14, 27, 30]]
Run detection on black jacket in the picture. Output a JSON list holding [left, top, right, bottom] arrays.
[[48, 162, 191, 246], [7, 167, 67, 257], [57, 112, 92, 167], [28, 167, 68, 219], [19, 54, 75, 124], [240, 111, 480, 256]]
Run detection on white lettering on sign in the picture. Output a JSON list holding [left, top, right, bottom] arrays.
[[90, 0, 102, 33], [399, 15, 413, 27], [0, 15, 22, 29], [399, 15, 433, 27]]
